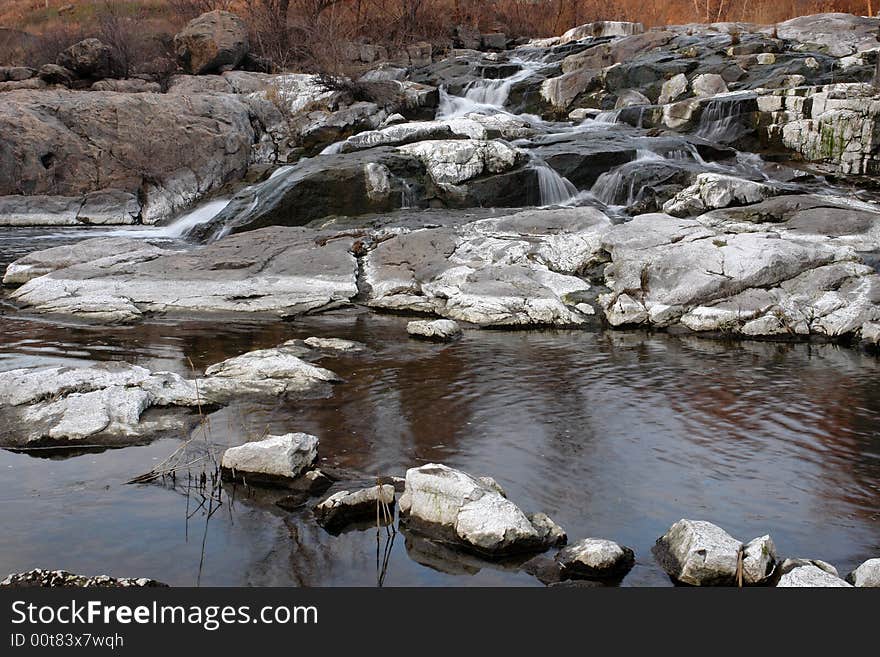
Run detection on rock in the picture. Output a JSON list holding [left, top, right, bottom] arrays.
[[556, 538, 635, 580], [598, 212, 880, 339], [10, 227, 359, 321], [398, 139, 524, 185], [662, 98, 703, 130], [90, 78, 162, 93], [2, 238, 164, 286], [302, 337, 367, 352], [1, 569, 166, 588], [0, 66, 35, 82], [275, 469, 335, 510], [846, 558, 880, 587], [365, 207, 611, 327], [57, 39, 119, 79], [220, 433, 319, 486], [0, 362, 200, 449], [691, 73, 728, 98], [527, 513, 567, 548], [652, 519, 741, 586], [480, 34, 507, 51], [742, 534, 777, 585], [407, 319, 463, 342], [540, 68, 601, 110], [662, 173, 777, 217], [777, 560, 852, 587], [314, 484, 396, 532], [202, 344, 342, 400], [615, 89, 651, 109], [399, 463, 561, 557], [0, 89, 257, 224], [38, 64, 75, 86], [659, 73, 689, 105], [174, 10, 249, 75], [756, 53, 776, 65], [773, 13, 880, 57], [539, 21, 644, 47]]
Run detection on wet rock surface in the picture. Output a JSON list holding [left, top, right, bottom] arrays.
[[220, 433, 319, 486]]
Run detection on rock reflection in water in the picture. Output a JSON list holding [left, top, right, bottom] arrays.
[[0, 309, 877, 586]]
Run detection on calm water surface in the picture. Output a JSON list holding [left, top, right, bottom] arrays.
[[0, 229, 878, 586]]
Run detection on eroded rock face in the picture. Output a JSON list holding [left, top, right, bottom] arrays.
[[0, 90, 256, 224], [399, 139, 523, 185], [174, 10, 249, 75], [399, 463, 563, 557], [662, 173, 777, 217], [556, 538, 635, 580], [220, 433, 318, 486]]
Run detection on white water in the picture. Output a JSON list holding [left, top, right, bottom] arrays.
[[101, 199, 231, 239], [437, 59, 545, 119], [531, 160, 578, 206], [591, 150, 666, 207]]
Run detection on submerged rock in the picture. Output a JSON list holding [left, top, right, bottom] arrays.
[[846, 558, 880, 587], [314, 484, 396, 532], [398, 463, 564, 557], [407, 319, 463, 342], [220, 433, 318, 486], [556, 538, 635, 580], [1, 570, 166, 588]]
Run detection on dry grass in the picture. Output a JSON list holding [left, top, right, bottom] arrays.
[[1, 1, 876, 69]]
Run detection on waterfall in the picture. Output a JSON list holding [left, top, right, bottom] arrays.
[[594, 110, 622, 124], [531, 160, 578, 206], [695, 96, 749, 143], [437, 59, 544, 118], [591, 150, 665, 207], [102, 199, 230, 239]]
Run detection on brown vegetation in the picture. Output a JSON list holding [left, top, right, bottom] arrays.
[[0, 1, 876, 70]]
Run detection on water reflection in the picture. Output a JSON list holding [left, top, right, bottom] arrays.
[[0, 308, 877, 586]]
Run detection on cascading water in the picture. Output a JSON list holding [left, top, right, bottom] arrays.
[[437, 59, 546, 118], [695, 95, 752, 143], [530, 159, 579, 206], [101, 199, 231, 240], [591, 150, 666, 207]]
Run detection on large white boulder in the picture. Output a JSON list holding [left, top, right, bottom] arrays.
[[653, 519, 741, 586], [846, 558, 880, 587], [221, 433, 318, 485], [398, 463, 564, 556], [556, 538, 635, 580]]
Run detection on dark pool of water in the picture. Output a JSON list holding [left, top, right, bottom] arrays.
[[0, 302, 878, 586]]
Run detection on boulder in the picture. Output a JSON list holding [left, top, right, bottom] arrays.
[[556, 538, 635, 580], [38, 64, 75, 86], [662, 173, 777, 217], [314, 484, 396, 532], [773, 13, 880, 57], [653, 519, 741, 586], [742, 534, 778, 585], [659, 73, 689, 105], [615, 89, 651, 109], [691, 73, 728, 98], [175, 10, 249, 75], [399, 463, 563, 557], [398, 139, 524, 186], [302, 337, 367, 352], [407, 319, 463, 342], [221, 433, 318, 486], [57, 38, 119, 79], [846, 558, 880, 587], [777, 560, 852, 587]]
